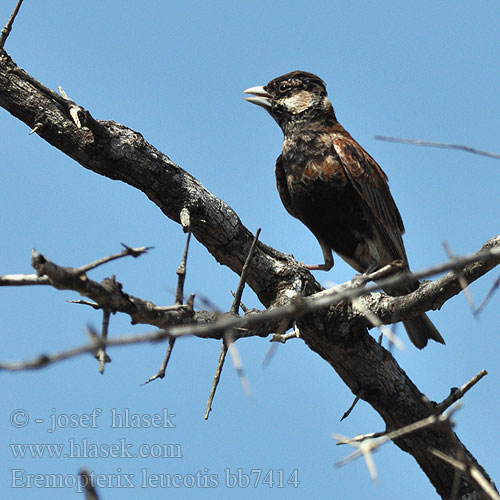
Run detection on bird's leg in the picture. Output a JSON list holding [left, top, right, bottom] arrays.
[[304, 240, 334, 271], [351, 260, 402, 288], [363, 260, 379, 275], [350, 260, 380, 288]]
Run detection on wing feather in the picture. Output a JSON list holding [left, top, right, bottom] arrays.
[[332, 136, 404, 232], [332, 134, 408, 262], [275, 154, 299, 218]]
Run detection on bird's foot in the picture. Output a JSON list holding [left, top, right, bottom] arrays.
[[303, 243, 334, 271], [304, 261, 334, 271], [351, 273, 369, 288]]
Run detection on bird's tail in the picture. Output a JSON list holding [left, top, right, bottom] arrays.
[[403, 314, 445, 349]]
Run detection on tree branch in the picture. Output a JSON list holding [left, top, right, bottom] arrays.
[[0, 49, 314, 310], [1, 50, 498, 499], [2, 237, 497, 348]]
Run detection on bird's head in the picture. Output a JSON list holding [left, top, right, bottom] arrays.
[[244, 71, 334, 133]]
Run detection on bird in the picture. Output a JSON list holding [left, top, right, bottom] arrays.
[[243, 70, 444, 349]]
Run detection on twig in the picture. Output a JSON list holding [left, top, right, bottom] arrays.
[[231, 290, 249, 312], [142, 337, 176, 385], [0, 0, 24, 50], [175, 229, 192, 305], [0, 274, 49, 286], [76, 244, 152, 274], [79, 469, 99, 500], [204, 340, 228, 420], [3, 235, 498, 337], [144, 212, 192, 384], [29, 123, 42, 135], [95, 310, 111, 374], [333, 404, 462, 483], [270, 328, 300, 343], [67, 299, 101, 309], [338, 371, 488, 446], [226, 336, 252, 400], [204, 228, 261, 419], [437, 369, 488, 414], [0, 327, 169, 371], [442, 241, 475, 313], [474, 273, 500, 317], [340, 393, 362, 422], [231, 228, 261, 315], [262, 296, 306, 367], [375, 136, 500, 161], [335, 430, 386, 446], [337, 403, 462, 452], [430, 449, 500, 500], [5, 244, 150, 287]]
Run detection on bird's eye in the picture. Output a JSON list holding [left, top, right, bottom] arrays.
[[278, 82, 290, 93]]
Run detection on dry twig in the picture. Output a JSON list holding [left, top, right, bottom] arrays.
[[336, 370, 488, 448], [436, 369, 488, 414], [375, 136, 500, 161], [333, 405, 462, 483], [79, 469, 100, 500], [442, 241, 475, 313], [204, 228, 261, 419], [0, 0, 24, 50], [474, 273, 500, 317], [143, 211, 192, 384]]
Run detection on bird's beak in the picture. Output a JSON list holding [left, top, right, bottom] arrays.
[[243, 85, 272, 109]]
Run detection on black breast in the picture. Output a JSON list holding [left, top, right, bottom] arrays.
[[280, 131, 374, 260]]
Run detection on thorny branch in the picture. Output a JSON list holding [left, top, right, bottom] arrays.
[[335, 369, 489, 447], [430, 450, 500, 500], [333, 369, 497, 499], [333, 405, 463, 482], [0, 237, 498, 372], [334, 377, 499, 500]]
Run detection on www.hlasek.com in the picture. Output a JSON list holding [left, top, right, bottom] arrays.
[[10, 438, 182, 459], [11, 468, 300, 490]]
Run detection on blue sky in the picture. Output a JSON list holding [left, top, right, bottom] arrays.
[[1, 1, 499, 499]]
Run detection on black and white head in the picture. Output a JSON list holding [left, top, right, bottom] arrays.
[[244, 71, 334, 132]]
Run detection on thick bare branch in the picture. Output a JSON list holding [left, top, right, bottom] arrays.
[[0, 50, 313, 310]]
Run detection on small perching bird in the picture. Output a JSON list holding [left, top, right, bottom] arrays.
[[244, 71, 444, 349]]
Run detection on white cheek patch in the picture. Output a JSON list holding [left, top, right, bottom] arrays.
[[282, 90, 314, 114]]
